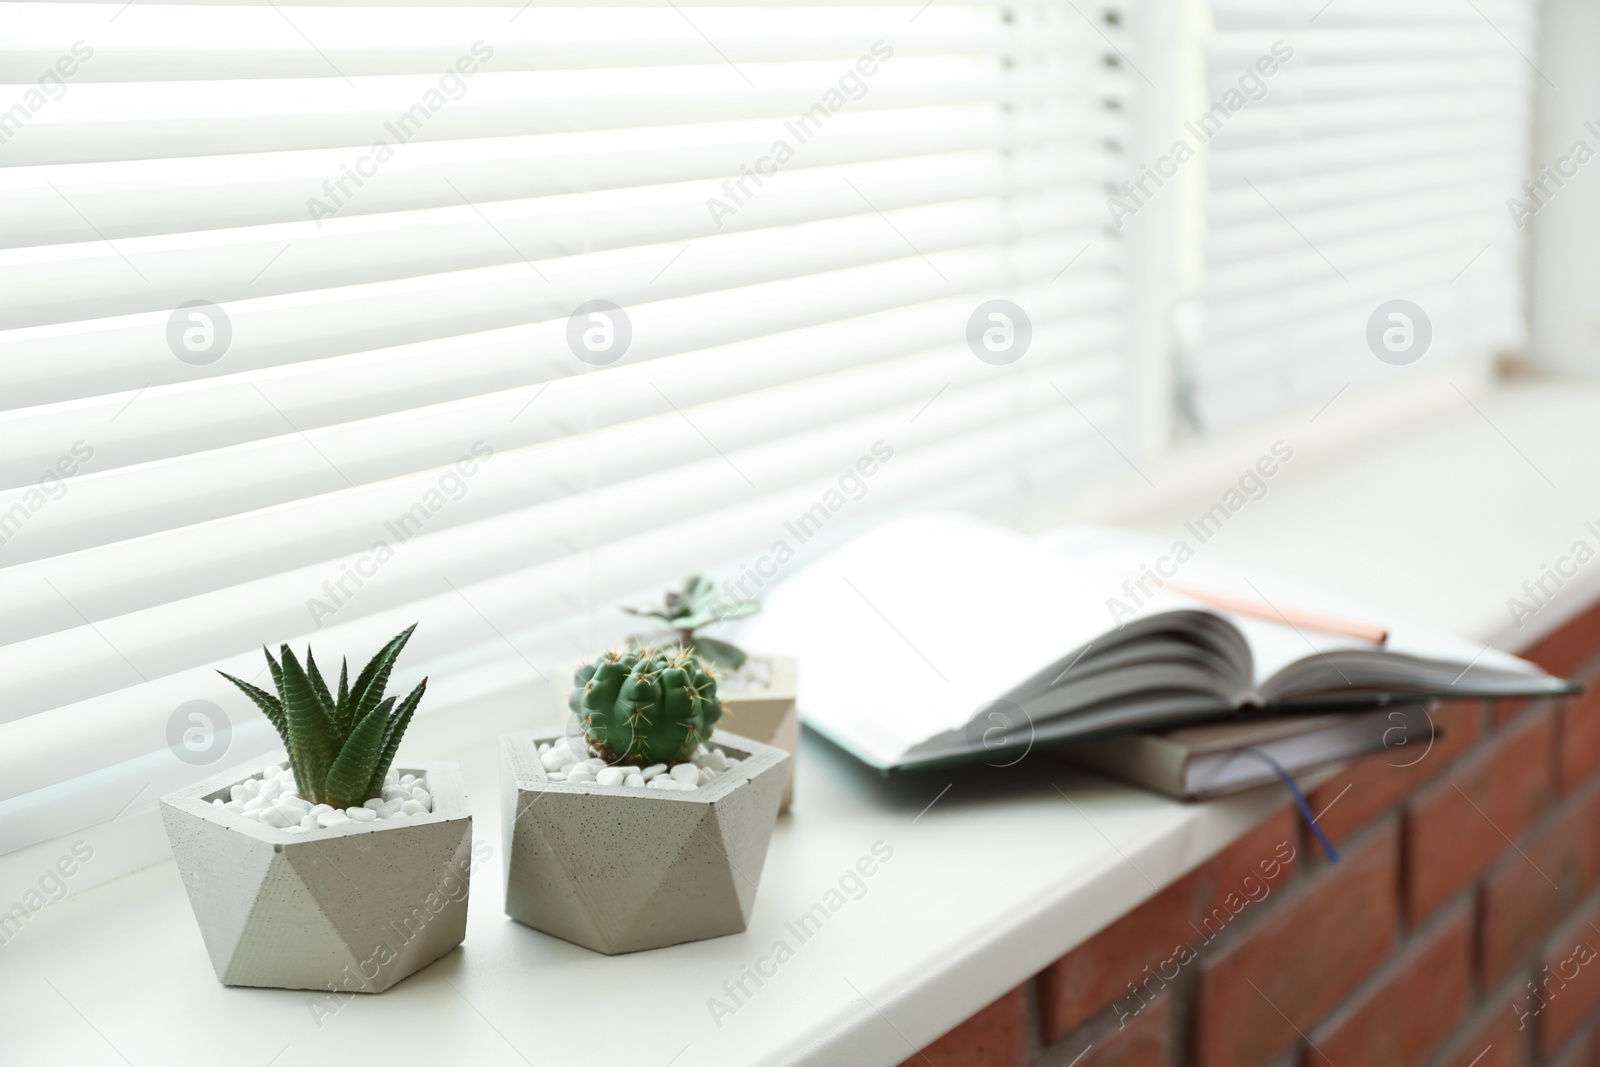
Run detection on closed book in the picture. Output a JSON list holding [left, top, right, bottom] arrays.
[[1056, 705, 1433, 801]]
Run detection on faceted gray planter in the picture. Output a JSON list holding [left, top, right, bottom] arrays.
[[160, 756, 473, 993], [501, 729, 788, 955], [718, 654, 799, 814]]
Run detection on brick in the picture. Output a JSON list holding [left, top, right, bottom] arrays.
[[1036, 808, 1298, 1042], [1305, 904, 1470, 1067], [1070, 993, 1172, 1067], [1480, 785, 1600, 986], [1404, 709, 1557, 922], [1036, 870, 1202, 1044], [1432, 1002, 1530, 1067], [1549, 1026, 1597, 1067], [1306, 700, 1482, 844], [1523, 599, 1600, 678], [1196, 807, 1300, 934], [1534, 902, 1600, 1060], [1560, 691, 1600, 794], [900, 986, 1028, 1067], [1193, 826, 1399, 1067], [1495, 697, 1532, 726]]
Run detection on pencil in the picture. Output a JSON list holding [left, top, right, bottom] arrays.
[[1165, 583, 1389, 646]]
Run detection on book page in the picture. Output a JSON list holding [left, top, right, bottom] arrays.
[[734, 512, 1145, 767]]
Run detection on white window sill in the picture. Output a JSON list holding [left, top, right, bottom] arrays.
[[4, 376, 1592, 1067]]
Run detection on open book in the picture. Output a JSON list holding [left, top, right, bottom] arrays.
[[734, 512, 1574, 773]]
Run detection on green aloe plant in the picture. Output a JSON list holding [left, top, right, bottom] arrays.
[[218, 625, 427, 810], [623, 574, 760, 670]]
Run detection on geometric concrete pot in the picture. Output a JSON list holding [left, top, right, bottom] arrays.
[[160, 756, 472, 993], [716, 654, 798, 814], [501, 729, 788, 955]]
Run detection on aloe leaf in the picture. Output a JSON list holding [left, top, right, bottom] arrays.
[[278, 646, 337, 803], [347, 624, 417, 727], [323, 699, 393, 809], [306, 648, 337, 733], [217, 671, 286, 737], [336, 658, 349, 726], [263, 645, 284, 696], [367, 678, 426, 799]]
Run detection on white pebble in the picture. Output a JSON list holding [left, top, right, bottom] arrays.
[[223, 800, 244, 814], [258, 778, 284, 802], [262, 764, 284, 781], [230, 781, 259, 803], [647, 777, 683, 791], [384, 770, 399, 786], [400, 774, 418, 786], [401, 799, 426, 816], [706, 749, 728, 772], [212, 798, 225, 808], [259, 805, 293, 828], [363, 798, 384, 811], [299, 813, 319, 831], [316, 810, 351, 829], [546, 770, 567, 781], [411, 788, 431, 808], [625, 773, 646, 788], [379, 799, 405, 818], [596, 767, 626, 786], [670, 764, 700, 786], [241, 794, 268, 813], [641, 764, 668, 782], [538, 742, 551, 754], [382, 787, 411, 803], [278, 796, 311, 816], [566, 766, 596, 785], [346, 807, 378, 822]]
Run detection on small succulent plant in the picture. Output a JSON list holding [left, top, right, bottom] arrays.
[[623, 574, 760, 670], [569, 646, 723, 766], [219, 625, 427, 810]]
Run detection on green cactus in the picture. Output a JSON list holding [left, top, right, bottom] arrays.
[[622, 574, 760, 669], [218, 625, 427, 810], [569, 646, 723, 766]]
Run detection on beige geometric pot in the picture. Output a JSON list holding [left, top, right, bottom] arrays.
[[500, 729, 788, 955], [160, 756, 473, 993], [716, 654, 798, 813]]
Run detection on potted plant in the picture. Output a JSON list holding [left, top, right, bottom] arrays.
[[501, 645, 789, 955], [161, 625, 473, 993], [624, 575, 798, 811]]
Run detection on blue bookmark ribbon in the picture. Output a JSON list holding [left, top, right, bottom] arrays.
[[1237, 747, 1340, 864]]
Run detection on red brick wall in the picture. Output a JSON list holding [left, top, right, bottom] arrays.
[[899, 611, 1600, 1067]]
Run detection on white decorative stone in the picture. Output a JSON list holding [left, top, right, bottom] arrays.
[[669, 764, 700, 787], [596, 767, 626, 787], [640, 764, 667, 782], [160, 758, 472, 993], [500, 730, 788, 955]]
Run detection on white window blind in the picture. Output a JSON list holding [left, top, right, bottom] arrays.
[[0, 2, 1135, 859], [1185, 0, 1534, 432]]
